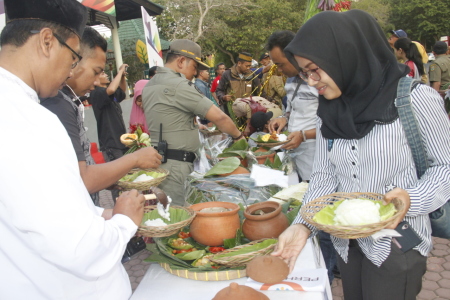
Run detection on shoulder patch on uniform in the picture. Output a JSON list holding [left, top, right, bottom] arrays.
[[430, 64, 436, 72], [163, 87, 176, 96], [188, 81, 203, 95]]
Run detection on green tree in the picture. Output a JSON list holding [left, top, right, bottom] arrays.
[[389, 0, 450, 49], [211, 0, 306, 64], [351, 0, 392, 32]]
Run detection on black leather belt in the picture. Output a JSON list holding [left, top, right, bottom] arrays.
[[166, 149, 196, 163]]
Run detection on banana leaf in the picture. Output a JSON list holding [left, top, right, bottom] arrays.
[[250, 131, 290, 143], [204, 157, 240, 177], [286, 205, 302, 225], [119, 170, 164, 182], [175, 250, 206, 261], [217, 151, 247, 159], [142, 207, 191, 225], [213, 239, 277, 258]]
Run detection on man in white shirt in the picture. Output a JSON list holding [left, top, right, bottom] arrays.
[[266, 30, 319, 182], [0, 1, 144, 299]]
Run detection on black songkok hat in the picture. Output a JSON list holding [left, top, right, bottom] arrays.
[[5, 0, 88, 38]]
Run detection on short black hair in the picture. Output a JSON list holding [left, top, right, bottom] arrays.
[[237, 51, 252, 63], [215, 62, 225, 70], [80, 26, 107, 56], [266, 30, 295, 51], [0, 19, 74, 47], [165, 52, 183, 64], [148, 66, 157, 77]]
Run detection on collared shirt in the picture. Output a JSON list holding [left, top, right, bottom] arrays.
[[294, 84, 450, 267], [142, 66, 213, 153], [285, 76, 318, 133], [0, 67, 136, 299], [429, 54, 450, 89]]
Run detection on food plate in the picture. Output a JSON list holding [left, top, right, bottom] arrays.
[[300, 192, 405, 239]]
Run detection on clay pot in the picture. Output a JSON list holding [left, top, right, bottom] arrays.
[[213, 282, 269, 300], [242, 201, 289, 241], [189, 202, 240, 246], [246, 256, 289, 284], [254, 152, 275, 164], [250, 147, 276, 164], [218, 166, 250, 177]]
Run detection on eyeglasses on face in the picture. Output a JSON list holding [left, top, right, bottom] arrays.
[[30, 30, 82, 69], [299, 67, 321, 81]]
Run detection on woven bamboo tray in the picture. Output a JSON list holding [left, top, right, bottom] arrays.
[[256, 139, 291, 147], [159, 263, 246, 281], [300, 192, 405, 239], [138, 205, 195, 237], [209, 239, 277, 267], [116, 168, 169, 191]]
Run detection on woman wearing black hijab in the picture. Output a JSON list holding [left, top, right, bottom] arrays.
[[271, 10, 450, 300]]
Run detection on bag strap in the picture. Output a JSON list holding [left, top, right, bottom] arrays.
[[394, 77, 428, 179]]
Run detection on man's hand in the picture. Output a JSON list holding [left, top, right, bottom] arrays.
[[384, 188, 411, 229], [281, 131, 303, 150], [223, 95, 233, 102], [118, 64, 129, 76], [268, 117, 287, 133], [271, 224, 311, 273], [113, 190, 145, 226], [101, 208, 113, 220], [132, 147, 162, 169]]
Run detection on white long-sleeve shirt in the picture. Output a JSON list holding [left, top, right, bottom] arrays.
[[295, 83, 450, 266], [0, 67, 136, 299]]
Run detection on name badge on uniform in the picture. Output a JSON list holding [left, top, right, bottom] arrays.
[[247, 84, 252, 87]]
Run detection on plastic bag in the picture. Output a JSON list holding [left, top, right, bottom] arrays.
[[185, 172, 281, 206]]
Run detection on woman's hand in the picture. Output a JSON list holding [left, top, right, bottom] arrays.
[[268, 117, 287, 133], [271, 224, 311, 273], [384, 187, 411, 229]]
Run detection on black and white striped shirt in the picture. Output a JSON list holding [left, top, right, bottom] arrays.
[[294, 84, 450, 267]]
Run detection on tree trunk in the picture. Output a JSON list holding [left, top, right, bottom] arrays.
[[214, 42, 235, 65]]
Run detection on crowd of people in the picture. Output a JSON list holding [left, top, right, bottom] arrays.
[[1, 0, 450, 299]]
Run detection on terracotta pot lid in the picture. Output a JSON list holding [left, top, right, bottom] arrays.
[[246, 255, 289, 284], [212, 282, 269, 300]]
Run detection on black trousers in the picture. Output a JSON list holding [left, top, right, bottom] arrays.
[[337, 240, 426, 300]]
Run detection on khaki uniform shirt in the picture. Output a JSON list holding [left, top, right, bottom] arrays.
[[142, 67, 213, 153], [429, 55, 450, 90]]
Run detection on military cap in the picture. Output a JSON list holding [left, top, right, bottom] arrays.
[[168, 39, 210, 70]]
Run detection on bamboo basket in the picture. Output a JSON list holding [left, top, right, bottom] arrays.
[[138, 205, 196, 237], [116, 168, 169, 191], [159, 263, 246, 281], [300, 192, 405, 239], [209, 239, 277, 267]]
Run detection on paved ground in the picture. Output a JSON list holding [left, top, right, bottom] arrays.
[[100, 190, 450, 299]]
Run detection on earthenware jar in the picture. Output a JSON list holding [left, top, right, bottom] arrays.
[[189, 202, 240, 246], [242, 201, 289, 241], [213, 282, 269, 300]]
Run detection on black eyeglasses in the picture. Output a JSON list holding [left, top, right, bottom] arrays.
[[299, 67, 321, 81], [30, 30, 82, 69]]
